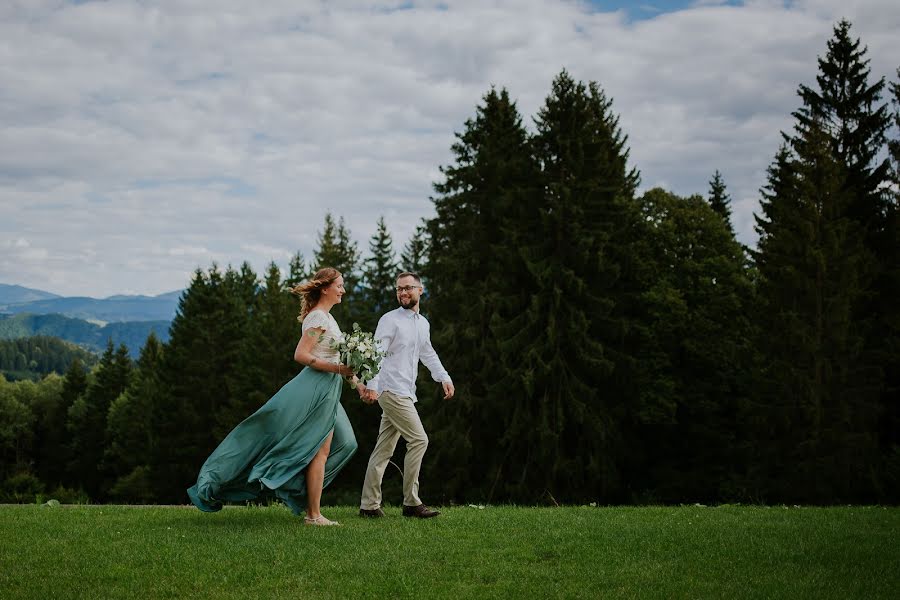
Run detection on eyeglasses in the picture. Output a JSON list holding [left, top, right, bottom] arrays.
[[396, 285, 422, 293]]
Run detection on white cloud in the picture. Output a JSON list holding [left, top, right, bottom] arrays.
[[1, 0, 898, 297]]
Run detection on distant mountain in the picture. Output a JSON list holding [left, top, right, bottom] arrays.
[[0, 289, 182, 322], [0, 313, 170, 357], [0, 283, 60, 305]]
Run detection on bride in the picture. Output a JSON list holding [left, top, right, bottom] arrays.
[[187, 267, 365, 525]]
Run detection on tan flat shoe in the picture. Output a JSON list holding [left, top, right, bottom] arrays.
[[304, 514, 340, 526]]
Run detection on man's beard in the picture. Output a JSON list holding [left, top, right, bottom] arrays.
[[400, 297, 418, 310]]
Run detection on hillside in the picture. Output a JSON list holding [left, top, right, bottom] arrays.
[[0, 283, 60, 305], [0, 336, 99, 381], [0, 290, 181, 322], [0, 313, 170, 357]]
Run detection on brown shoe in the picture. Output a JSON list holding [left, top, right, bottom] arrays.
[[402, 504, 440, 518], [359, 507, 385, 518]]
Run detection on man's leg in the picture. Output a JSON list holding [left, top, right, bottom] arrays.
[[376, 391, 428, 508], [360, 410, 401, 510]]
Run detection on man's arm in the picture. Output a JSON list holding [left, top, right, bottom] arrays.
[[419, 323, 454, 399], [364, 314, 395, 397]]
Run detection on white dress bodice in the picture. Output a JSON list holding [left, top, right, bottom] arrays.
[[302, 309, 343, 364]]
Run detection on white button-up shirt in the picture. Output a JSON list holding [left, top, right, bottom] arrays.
[[367, 307, 450, 402]]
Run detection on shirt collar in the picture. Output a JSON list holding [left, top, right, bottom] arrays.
[[398, 307, 420, 319]]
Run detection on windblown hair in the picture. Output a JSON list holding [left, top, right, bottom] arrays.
[[291, 267, 342, 322]]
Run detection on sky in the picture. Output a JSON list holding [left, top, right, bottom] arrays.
[[1, 0, 899, 298]]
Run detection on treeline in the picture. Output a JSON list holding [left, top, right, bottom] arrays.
[[0, 337, 98, 381], [0, 20, 897, 505], [0, 313, 171, 357]]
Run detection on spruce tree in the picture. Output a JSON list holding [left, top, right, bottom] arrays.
[[224, 262, 300, 432], [66, 341, 132, 500], [793, 19, 890, 231], [400, 223, 429, 275], [707, 170, 735, 233], [35, 357, 88, 487], [105, 334, 164, 502], [752, 119, 877, 501], [286, 252, 309, 288], [424, 87, 537, 500], [151, 264, 255, 502], [362, 216, 399, 328], [879, 69, 900, 499], [313, 213, 361, 327]]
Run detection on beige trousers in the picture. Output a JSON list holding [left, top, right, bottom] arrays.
[[360, 390, 428, 509]]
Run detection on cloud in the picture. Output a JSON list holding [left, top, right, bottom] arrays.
[[1, 0, 898, 296]]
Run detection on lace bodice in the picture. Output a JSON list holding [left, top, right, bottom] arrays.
[[302, 309, 342, 364]]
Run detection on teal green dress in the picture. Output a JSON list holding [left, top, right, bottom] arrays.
[[187, 310, 357, 515]]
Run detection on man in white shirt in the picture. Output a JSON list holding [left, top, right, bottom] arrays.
[[359, 272, 455, 519]]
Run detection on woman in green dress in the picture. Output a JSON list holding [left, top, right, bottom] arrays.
[[187, 267, 365, 525]]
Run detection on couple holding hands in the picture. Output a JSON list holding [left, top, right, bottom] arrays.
[[187, 269, 454, 526]]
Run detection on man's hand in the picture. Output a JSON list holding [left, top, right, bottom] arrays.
[[442, 380, 455, 400], [361, 388, 379, 404]]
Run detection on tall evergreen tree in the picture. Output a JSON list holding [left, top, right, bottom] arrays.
[[286, 252, 309, 288], [707, 170, 735, 233], [752, 118, 877, 501], [105, 334, 164, 502], [150, 264, 256, 502], [401, 223, 429, 275], [424, 87, 537, 500], [223, 262, 300, 432], [66, 341, 132, 500], [362, 216, 399, 329], [313, 213, 361, 327], [793, 19, 890, 231], [879, 69, 900, 498], [34, 357, 88, 488]]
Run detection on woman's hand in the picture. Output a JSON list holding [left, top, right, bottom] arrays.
[[336, 364, 355, 378]]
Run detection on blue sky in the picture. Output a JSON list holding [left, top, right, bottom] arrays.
[[587, 0, 742, 20], [1, 0, 899, 297]]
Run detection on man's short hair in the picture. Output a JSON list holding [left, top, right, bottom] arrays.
[[396, 271, 422, 284]]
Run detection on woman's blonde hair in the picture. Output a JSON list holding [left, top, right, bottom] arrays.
[[291, 267, 342, 322]]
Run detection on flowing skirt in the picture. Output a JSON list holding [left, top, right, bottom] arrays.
[[186, 367, 357, 515]]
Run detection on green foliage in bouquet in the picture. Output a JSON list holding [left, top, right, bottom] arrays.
[[333, 323, 387, 386]]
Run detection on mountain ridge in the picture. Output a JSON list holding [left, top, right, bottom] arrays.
[[0, 283, 182, 322]]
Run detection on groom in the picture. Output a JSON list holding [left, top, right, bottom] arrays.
[[359, 271, 454, 519]]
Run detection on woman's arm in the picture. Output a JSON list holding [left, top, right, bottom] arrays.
[[294, 328, 353, 377]]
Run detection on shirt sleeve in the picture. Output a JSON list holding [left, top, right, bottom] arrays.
[[366, 314, 396, 393], [419, 320, 450, 383], [301, 310, 329, 333]]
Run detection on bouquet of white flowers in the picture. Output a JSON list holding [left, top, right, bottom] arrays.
[[333, 323, 387, 386]]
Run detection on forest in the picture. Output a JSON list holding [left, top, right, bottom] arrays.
[[1, 21, 897, 506]]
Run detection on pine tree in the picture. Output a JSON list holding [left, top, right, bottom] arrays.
[[150, 264, 256, 502], [752, 119, 877, 502], [105, 334, 164, 502], [286, 252, 309, 288], [224, 262, 300, 432], [793, 20, 890, 231], [66, 341, 132, 500], [361, 216, 399, 328], [312, 213, 361, 327], [401, 223, 429, 275], [879, 69, 900, 499], [34, 357, 88, 488], [423, 87, 537, 500], [707, 170, 735, 233]]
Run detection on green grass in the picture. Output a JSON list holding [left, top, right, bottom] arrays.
[[1, 504, 897, 599]]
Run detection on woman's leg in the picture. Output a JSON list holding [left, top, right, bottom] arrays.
[[305, 430, 334, 519]]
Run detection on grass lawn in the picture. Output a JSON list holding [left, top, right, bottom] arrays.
[[0, 504, 897, 599]]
